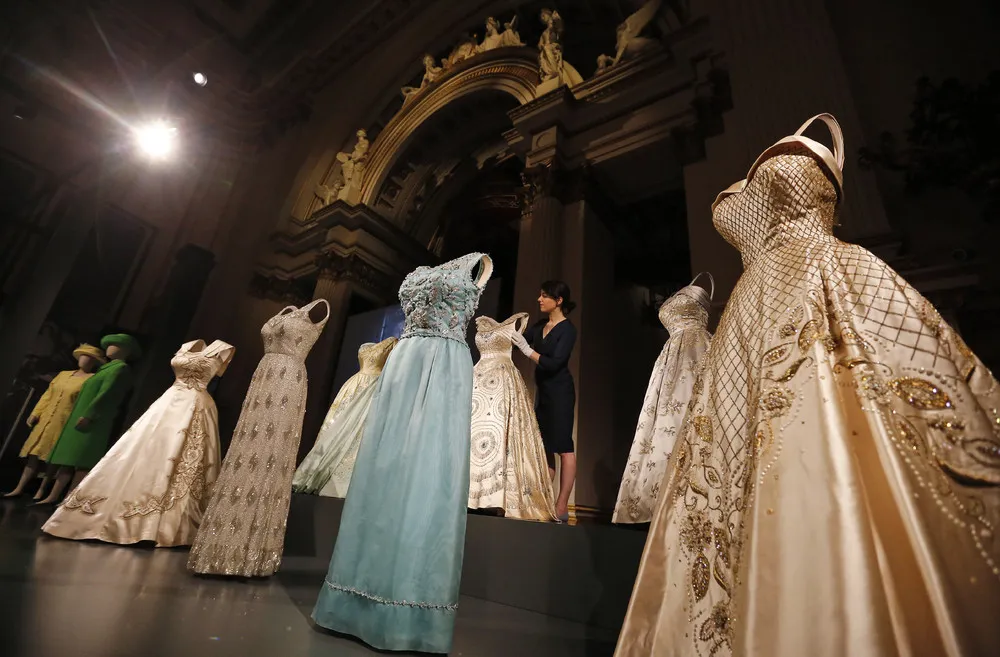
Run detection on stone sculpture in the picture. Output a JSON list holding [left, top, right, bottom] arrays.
[[401, 54, 444, 103], [537, 9, 583, 93]]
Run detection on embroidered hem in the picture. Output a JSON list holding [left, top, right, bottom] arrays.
[[323, 580, 458, 611]]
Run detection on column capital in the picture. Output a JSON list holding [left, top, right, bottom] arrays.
[[248, 273, 312, 306], [314, 251, 397, 300]]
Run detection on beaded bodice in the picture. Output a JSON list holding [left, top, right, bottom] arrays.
[[475, 313, 528, 362], [170, 340, 235, 391], [357, 337, 397, 375], [400, 252, 493, 344], [658, 286, 710, 334], [262, 299, 330, 360]]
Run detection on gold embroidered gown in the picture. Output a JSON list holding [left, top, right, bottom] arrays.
[[19, 370, 92, 460], [613, 280, 712, 524], [188, 300, 329, 577], [42, 340, 235, 547], [291, 336, 397, 497], [615, 114, 1000, 657], [468, 313, 557, 521]]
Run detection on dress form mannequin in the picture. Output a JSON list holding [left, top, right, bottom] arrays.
[[4, 348, 104, 499], [35, 338, 137, 505]]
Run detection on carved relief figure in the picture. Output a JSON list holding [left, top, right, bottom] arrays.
[[335, 129, 369, 204], [401, 54, 444, 103], [479, 16, 524, 52], [443, 33, 478, 69], [597, 0, 664, 74], [537, 9, 583, 90]]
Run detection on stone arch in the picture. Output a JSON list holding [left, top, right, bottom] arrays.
[[359, 48, 539, 207]]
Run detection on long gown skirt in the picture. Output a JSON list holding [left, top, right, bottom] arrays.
[[312, 336, 472, 654], [42, 388, 220, 547]]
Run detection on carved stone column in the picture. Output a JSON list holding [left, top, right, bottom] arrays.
[[300, 254, 354, 460]]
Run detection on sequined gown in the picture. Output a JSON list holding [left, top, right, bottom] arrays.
[[615, 115, 1000, 657], [468, 313, 557, 521], [613, 283, 712, 524], [312, 252, 492, 654], [188, 300, 328, 577], [43, 340, 235, 547], [291, 336, 397, 497]]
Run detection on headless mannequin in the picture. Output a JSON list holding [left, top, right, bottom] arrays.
[[34, 343, 132, 506], [4, 353, 102, 499]]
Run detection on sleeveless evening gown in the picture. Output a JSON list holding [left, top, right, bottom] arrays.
[[615, 114, 1000, 656], [312, 252, 492, 654], [188, 299, 328, 577], [468, 313, 557, 521], [613, 277, 712, 524], [43, 340, 235, 546], [291, 336, 397, 497]]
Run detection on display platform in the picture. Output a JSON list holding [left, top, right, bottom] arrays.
[[284, 493, 648, 630]]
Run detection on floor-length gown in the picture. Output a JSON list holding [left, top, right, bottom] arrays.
[[188, 300, 328, 577], [312, 252, 493, 654], [613, 280, 712, 524], [291, 336, 397, 496], [468, 313, 557, 521], [43, 340, 235, 546], [615, 114, 1000, 657]]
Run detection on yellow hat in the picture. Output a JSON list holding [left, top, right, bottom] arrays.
[[73, 344, 108, 363]]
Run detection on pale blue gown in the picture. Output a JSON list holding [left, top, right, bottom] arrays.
[[312, 252, 493, 654]]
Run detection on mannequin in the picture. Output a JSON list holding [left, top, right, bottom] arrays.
[[4, 344, 105, 499], [35, 334, 139, 505]]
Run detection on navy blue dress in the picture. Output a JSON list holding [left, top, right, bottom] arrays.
[[525, 319, 577, 454]]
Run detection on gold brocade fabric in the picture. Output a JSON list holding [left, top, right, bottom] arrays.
[[42, 340, 235, 547], [613, 287, 712, 524], [188, 300, 328, 577], [616, 119, 1000, 657], [19, 370, 92, 460], [468, 313, 557, 521]]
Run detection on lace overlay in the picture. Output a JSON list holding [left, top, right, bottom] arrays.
[[42, 340, 234, 547], [189, 301, 328, 577], [613, 286, 712, 524], [616, 120, 1000, 657], [468, 313, 558, 521]]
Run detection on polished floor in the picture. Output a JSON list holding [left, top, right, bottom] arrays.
[[0, 498, 618, 656]]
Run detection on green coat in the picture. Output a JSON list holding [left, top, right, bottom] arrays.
[[48, 359, 134, 469]]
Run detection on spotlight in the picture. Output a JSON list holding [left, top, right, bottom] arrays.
[[192, 72, 207, 86], [134, 120, 178, 159]]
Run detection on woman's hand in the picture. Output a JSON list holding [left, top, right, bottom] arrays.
[[510, 332, 536, 360]]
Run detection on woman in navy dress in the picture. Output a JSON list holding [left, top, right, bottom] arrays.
[[511, 280, 577, 522]]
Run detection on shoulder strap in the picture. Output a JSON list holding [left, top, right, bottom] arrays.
[[471, 253, 494, 289], [688, 271, 715, 300], [303, 298, 331, 325], [793, 113, 844, 171], [212, 342, 237, 376], [511, 312, 530, 334]]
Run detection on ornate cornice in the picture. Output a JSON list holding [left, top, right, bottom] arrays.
[[315, 251, 397, 298], [248, 273, 312, 305]]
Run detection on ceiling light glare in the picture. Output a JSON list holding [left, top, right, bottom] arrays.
[[134, 120, 178, 159], [193, 72, 207, 86]]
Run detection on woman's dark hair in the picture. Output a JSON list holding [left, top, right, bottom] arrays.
[[540, 280, 576, 314]]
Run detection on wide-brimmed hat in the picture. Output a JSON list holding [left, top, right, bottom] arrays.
[[72, 344, 107, 363], [100, 333, 142, 360]]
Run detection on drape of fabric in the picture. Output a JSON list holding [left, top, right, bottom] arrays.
[[42, 341, 235, 547], [188, 300, 328, 577], [292, 336, 397, 497], [19, 370, 92, 460], [313, 252, 492, 654], [613, 286, 712, 524], [616, 115, 1000, 657], [468, 313, 557, 521], [47, 359, 134, 469]]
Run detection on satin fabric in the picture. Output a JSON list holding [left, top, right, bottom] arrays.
[[313, 252, 491, 654], [292, 337, 396, 497], [468, 313, 557, 521], [616, 117, 1000, 657], [43, 341, 234, 547], [613, 286, 711, 524]]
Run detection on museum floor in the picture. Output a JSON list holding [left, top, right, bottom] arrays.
[[0, 495, 628, 656]]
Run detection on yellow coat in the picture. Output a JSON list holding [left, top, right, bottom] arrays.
[[19, 370, 93, 461]]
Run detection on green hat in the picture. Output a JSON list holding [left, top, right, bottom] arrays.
[[100, 333, 142, 360]]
